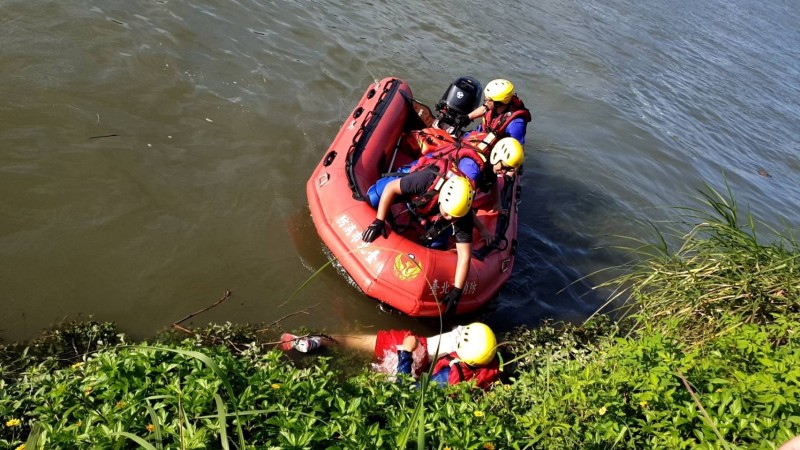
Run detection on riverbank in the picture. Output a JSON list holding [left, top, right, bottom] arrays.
[[3, 188, 798, 449]]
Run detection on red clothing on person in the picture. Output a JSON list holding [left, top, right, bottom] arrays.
[[374, 329, 430, 378], [432, 352, 501, 390], [373, 329, 500, 389]]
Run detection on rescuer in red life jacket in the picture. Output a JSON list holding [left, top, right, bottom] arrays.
[[482, 136, 525, 212], [415, 136, 525, 229], [362, 171, 475, 315], [460, 79, 532, 145]]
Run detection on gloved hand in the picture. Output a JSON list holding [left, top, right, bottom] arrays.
[[441, 287, 463, 316], [454, 114, 471, 128], [362, 218, 389, 243]]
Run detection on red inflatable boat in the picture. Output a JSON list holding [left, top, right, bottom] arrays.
[[306, 77, 520, 317]]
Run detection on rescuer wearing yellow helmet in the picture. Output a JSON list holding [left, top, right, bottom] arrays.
[[462, 135, 526, 227], [490, 136, 525, 175], [463, 79, 532, 144], [281, 322, 502, 390], [393, 322, 500, 388], [362, 166, 476, 315]]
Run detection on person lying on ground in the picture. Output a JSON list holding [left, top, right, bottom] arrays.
[[280, 322, 501, 390]]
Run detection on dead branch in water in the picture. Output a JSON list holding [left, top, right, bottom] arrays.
[[168, 292, 324, 351], [255, 303, 320, 333], [171, 323, 195, 335], [172, 290, 232, 330]]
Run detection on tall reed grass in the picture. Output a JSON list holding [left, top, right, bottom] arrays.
[[598, 184, 800, 343]]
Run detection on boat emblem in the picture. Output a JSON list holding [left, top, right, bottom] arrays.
[[393, 253, 422, 281]]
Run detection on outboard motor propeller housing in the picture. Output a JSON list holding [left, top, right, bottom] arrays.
[[434, 76, 483, 131]]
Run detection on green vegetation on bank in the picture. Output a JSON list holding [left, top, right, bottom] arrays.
[[2, 187, 799, 449]]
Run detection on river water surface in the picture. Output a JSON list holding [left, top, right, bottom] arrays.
[[1, 0, 798, 342]]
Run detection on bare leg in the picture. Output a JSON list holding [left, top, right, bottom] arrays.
[[329, 334, 377, 353], [336, 327, 463, 357]]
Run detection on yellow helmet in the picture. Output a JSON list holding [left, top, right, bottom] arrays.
[[438, 176, 475, 218], [490, 137, 524, 169], [456, 322, 497, 366], [484, 79, 514, 104]]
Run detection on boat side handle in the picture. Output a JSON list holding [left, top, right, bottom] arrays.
[[323, 151, 337, 167]]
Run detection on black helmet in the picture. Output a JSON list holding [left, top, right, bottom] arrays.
[[435, 76, 483, 128]]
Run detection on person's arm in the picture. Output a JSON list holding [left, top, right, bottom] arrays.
[[505, 119, 527, 145], [376, 178, 402, 221], [473, 210, 493, 246], [363, 178, 403, 242], [424, 326, 465, 357], [454, 241, 471, 289], [467, 105, 487, 120], [440, 241, 471, 316], [490, 180, 503, 212], [396, 335, 418, 376]]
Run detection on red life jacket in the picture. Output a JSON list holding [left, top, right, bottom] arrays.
[[481, 95, 532, 136], [420, 140, 496, 193], [417, 141, 488, 175], [432, 352, 501, 390], [401, 127, 456, 156], [407, 157, 473, 217], [461, 131, 499, 158]]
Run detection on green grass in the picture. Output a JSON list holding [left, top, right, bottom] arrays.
[[596, 183, 800, 344]]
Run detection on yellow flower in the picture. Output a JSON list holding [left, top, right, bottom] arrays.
[[16, 444, 26, 450], [473, 410, 485, 418], [84, 386, 93, 396], [271, 383, 281, 390], [71, 362, 84, 369], [115, 401, 126, 409], [484, 443, 496, 450], [146, 424, 155, 433], [444, 447, 452, 450], [6, 418, 21, 427], [639, 400, 648, 408], [598, 406, 607, 416]]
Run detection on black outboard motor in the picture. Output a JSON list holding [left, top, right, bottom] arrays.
[[434, 76, 482, 132]]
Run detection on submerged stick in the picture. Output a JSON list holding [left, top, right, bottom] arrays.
[[256, 304, 319, 332], [171, 323, 194, 335], [172, 290, 232, 327]]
